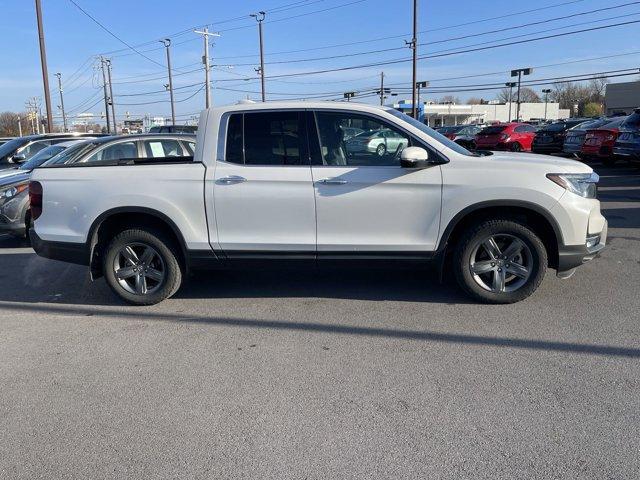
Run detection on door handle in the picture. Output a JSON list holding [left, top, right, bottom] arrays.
[[217, 175, 247, 185], [318, 178, 348, 185]]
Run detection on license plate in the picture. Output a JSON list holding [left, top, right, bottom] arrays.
[[619, 133, 632, 141], [566, 136, 580, 144], [540, 137, 552, 143], [585, 139, 598, 146]]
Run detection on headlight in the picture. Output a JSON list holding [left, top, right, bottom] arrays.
[[546, 173, 599, 199], [0, 183, 28, 199]]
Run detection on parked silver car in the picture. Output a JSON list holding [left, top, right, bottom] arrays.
[[345, 128, 409, 156]]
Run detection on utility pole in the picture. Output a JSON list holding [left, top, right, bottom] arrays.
[[505, 82, 516, 121], [250, 12, 266, 102], [511, 68, 532, 121], [160, 39, 176, 125], [55, 73, 67, 132], [34, 0, 53, 132], [406, 0, 418, 119], [100, 57, 111, 133], [344, 92, 356, 102], [194, 28, 221, 108], [379, 72, 385, 106], [106, 59, 117, 133], [17, 116, 23, 136], [542, 88, 552, 121]]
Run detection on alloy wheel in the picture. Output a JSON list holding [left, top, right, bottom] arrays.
[[469, 234, 532, 293], [113, 243, 165, 295]]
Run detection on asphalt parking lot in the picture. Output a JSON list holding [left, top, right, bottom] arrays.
[[0, 162, 638, 479]]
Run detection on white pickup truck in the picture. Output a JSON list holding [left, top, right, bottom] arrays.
[[29, 101, 607, 305]]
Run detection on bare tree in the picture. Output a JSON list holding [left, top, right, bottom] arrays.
[[466, 97, 484, 105], [497, 87, 540, 103], [438, 95, 460, 104], [0, 112, 28, 136]]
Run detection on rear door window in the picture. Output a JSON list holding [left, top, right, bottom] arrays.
[[225, 111, 307, 166], [84, 141, 138, 163], [143, 139, 185, 157]]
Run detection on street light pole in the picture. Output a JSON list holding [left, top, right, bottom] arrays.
[[505, 82, 516, 122], [542, 88, 552, 121], [416, 81, 429, 120], [17, 116, 23, 137], [409, 0, 418, 119], [106, 59, 117, 133], [250, 12, 266, 102], [160, 39, 176, 125], [379, 72, 385, 106], [34, 0, 53, 132], [511, 68, 532, 121], [55, 73, 67, 132]]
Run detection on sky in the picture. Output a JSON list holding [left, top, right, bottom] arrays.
[[1, 0, 639, 126]]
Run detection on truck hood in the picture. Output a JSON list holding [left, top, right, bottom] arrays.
[[477, 151, 592, 174]]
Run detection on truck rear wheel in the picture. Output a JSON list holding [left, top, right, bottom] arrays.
[[103, 228, 182, 305], [453, 219, 547, 304]]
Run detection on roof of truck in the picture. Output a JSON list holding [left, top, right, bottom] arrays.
[[210, 100, 394, 114]]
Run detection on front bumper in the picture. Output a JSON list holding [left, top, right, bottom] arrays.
[[29, 229, 89, 266], [557, 220, 607, 274]]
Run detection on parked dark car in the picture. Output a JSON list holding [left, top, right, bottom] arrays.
[[436, 125, 465, 140], [0, 133, 103, 166], [0, 137, 14, 147], [581, 117, 628, 165], [613, 109, 640, 163], [531, 119, 588, 154], [148, 125, 197, 134], [451, 125, 482, 149], [475, 123, 537, 152], [0, 140, 93, 237], [563, 118, 613, 157]]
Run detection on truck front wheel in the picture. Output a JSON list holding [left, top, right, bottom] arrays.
[[453, 219, 547, 304], [103, 228, 182, 305]]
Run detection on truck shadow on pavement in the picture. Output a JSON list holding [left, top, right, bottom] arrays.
[[0, 299, 638, 359]]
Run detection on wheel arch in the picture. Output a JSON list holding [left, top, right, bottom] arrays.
[[87, 207, 188, 279], [437, 201, 563, 269]]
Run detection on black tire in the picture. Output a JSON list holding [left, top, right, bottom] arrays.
[[376, 143, 387, 156], [103, 228, 182, 305], [453, 219, 547, 304], [510, 142, 523, 152]]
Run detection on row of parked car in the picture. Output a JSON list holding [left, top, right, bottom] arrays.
[[0, 131, 196, 239], [436, 109, 640, 165]]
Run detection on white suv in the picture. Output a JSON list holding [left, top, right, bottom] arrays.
[[29, 102, 607, 305]]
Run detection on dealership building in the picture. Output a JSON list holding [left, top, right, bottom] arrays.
[[604, 81, 640, 115], [392, 100, 569, 126]]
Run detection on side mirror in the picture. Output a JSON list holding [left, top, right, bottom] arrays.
[[400, 146, 430, 168], [12, 154, 26, 163]]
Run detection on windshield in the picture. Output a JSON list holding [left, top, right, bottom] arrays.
[[0, 137, 30, 160], [42, 141, 100, 166], [385, 108, 475, 156], [479, 125, 507, 135], [19, 145, 66, 170], [601, 117, 626, 129], [571, 118, 609, 131], [621, 112, 640, 130]]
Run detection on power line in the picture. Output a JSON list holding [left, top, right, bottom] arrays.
[[66, 0, 166, 69], [253, 18, 640, 80], [218, 3, 640, 68]]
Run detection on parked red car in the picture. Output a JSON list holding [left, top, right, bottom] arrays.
[[474, 123, 537, 152], [581, 116, 627, 165]]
